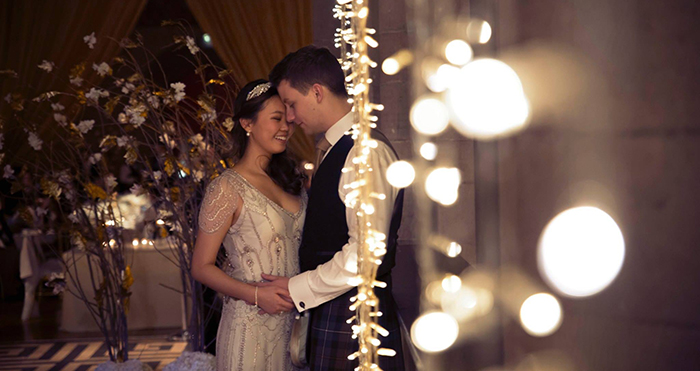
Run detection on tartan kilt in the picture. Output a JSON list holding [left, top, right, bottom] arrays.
[[307, 282, 405, 371]]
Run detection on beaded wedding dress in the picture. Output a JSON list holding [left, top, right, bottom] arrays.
[[198, 169, 307, 370]]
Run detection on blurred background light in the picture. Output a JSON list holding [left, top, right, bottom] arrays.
[[385, 160, 416, 189], [426, 167, 460, 205], [446, 58, 530, 140], [411, 311, 459, 352], [419, 142, 438, 160], [538, 206, 625, 297], [466, 19, 492, 44], [410, 96, 450, 135], [519, 293, 563, 337], [445, 39, 473, 66]]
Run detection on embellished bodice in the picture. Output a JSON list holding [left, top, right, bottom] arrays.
[[199, 169, 307, 284], [198, 169, 307, 370]]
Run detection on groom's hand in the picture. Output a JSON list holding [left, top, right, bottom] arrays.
[[259, 273, 291, 294], [255, 274, 293, 315]]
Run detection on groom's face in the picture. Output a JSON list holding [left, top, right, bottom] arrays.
[[277, 80, 321, 136]]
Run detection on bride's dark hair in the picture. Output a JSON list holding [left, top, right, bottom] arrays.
[[231, 79, 306, 196]]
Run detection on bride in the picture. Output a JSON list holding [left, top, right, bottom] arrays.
[[191, 79, 307, 370]]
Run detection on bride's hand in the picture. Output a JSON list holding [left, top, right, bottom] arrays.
[[255, 285, 295, 315]]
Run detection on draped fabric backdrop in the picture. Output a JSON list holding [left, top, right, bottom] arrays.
[[0, 0, 148, 160], [186, 0, 315, 162]]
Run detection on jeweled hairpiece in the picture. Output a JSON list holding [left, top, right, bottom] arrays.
[[246, 82, 272, 101]]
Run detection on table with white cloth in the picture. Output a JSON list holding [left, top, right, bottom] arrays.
[[16, 229, 63, 321], [61, 238, 184, 332]]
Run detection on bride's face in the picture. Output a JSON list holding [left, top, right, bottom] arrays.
[[247, 96, 293, 155]]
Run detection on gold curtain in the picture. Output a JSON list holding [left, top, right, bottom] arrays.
[[0, 0, 147, 159], [185, 0, 315, 162]]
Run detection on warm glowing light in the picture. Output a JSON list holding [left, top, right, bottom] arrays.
[[382, 49, 413, 76], [425, 281, 445, 305], [156, 219, 165, 225], [426, 63, 459, 93], [441, 286, 494, 321], [538, 207, 625, 297], [519, 293, 563, 337], [419, 142, 438, 161], [202, 33, 212, 45], [105, 220, 115, 226], [466, 19, 492, 44], [411, 312, 459, 352], [132, 239, 139, 247], [141, 239, 148, 245], [382, 58, 400, 75], [425, 167, 460, 205], [446, 241, 462, 257], [442, 275, 462, 293], [410, 96, 449, 135], [304, 162, 314, 171], [446, 58, 530, 140], [385, 160, 415, 189], [109, 239, 116, 247], [445, 39, 473, 66]]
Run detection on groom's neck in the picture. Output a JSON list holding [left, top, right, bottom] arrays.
[[323, 101, 352, 132]]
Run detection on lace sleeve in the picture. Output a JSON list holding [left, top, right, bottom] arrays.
[[198, 173, 240, 234]]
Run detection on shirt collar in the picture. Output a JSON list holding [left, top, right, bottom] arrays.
[[324, 111, 353, 147]]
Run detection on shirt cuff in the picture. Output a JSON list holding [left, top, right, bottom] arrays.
[[289, 271, 315, 312]]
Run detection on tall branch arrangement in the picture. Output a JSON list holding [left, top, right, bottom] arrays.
[[1, 21, 242, 361]]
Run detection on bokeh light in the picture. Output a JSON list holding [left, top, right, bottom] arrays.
[[426, 63, 460, 93], [382, 57, 400, 75], [446, 241, 462, 257], [425, 167, 460, 205], [446, 58, 530, 140], [420, 142, 438, 160], [466, 19, 492, 44], [445, 39, 473, 66], [411, 312, 459, 352], [385, 160, 416, 189], [442, 274, 462, 293], [410, 96, 450, 135], [441, 286, 494, 322], [382, 49, 413, 75], [202, 33, 212, 46], [519, 293, 562, 337], [538, 206, 625, 297]]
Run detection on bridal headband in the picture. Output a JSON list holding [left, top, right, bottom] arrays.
[[246, 82, 272, 101]]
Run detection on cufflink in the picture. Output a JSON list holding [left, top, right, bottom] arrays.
[[300, 301, 306, 309]]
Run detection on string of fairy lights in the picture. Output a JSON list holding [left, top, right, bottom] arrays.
[[334, 1, 396, 370], [335, 0, 627, 369]]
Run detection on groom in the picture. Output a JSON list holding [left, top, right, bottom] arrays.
[[261, 45, 406, 370]]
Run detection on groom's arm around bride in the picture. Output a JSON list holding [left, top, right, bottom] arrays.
[[259, 45, 406, 371]]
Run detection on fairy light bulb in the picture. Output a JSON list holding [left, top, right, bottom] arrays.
[[442, 274, 462, 293], [382, 58, 400, 75], [411, 312, 459, 352], [410, 96, 450, 135], [466, 19, 492, 44], [519, 293, 563, 337], [426, 64, 460, 93], [385, 161, 415, 188], [425, 167, 461, 205], [419, 142, 438, 160], [446, 241, 462, 257], [444, 39, 473, 66], [538, 207, 625, 297], [446, 58, 530, 140]]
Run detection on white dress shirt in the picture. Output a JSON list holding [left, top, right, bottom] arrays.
[[288, 111, 399, 312]]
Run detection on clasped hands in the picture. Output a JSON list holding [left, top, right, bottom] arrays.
[[248, 273, 293, 315]]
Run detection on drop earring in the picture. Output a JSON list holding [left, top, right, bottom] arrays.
[[246, 131, 251, 137]]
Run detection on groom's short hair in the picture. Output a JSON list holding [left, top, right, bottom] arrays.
[[269, 45, 348, 98]]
